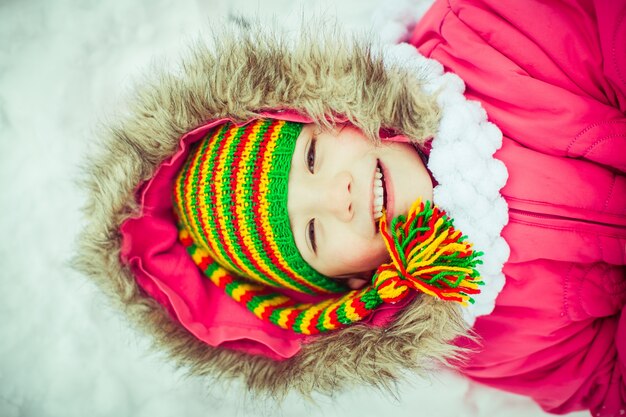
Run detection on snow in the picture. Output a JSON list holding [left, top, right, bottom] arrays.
[[0, 0, 589, 416]]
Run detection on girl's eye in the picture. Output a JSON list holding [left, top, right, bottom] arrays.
[[306, 137, 317, 173], [307, 219, 317, 253]]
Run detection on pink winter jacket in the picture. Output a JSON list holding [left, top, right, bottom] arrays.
[[118, 0, 625, 414], [410, 0, 626, 415]]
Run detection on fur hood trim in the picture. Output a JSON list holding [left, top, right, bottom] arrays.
[[74, 21, 473, 399]]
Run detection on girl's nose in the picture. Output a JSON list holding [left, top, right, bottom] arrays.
[[322, 171, 354, 222]]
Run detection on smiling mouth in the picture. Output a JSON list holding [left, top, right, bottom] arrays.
[[373, 160, 387, 231]]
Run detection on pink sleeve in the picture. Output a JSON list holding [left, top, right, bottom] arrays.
[[594, 0, 626, 111], [609, 309, 626, 416], [409, 0, 626, 414], [457, 261, 626, 416], [552, 311, 626, 416], [410, 0, 626, 173]]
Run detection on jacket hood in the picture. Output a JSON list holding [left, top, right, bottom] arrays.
[[74, 20, 471, 399]]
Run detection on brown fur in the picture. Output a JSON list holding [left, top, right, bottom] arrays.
[[74, 20, 473, 400]]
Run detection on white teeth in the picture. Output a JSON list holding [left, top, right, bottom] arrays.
[[373, 165, 385, 222]]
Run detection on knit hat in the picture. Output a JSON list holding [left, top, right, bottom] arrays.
[[173, 118, 484, 335]]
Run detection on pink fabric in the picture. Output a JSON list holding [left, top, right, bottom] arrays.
[[120, 118, 303, 360], [411, 0, 626, 414], [119, 111, 409, 360], [120, 0, 626, 412]]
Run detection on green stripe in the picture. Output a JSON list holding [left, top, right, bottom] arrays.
[[203, 260, 220, 279], [246, 293, 279, 312], [335, 303, 350, 325], [187, 125, 222, 251], [198, 124, 237, 271], [175, 130, 207, 249], [217, 122, 251, 273], [269, 307, 284, 325], [222, 120, 278, 288], [293, 310, 307, 333], [315, 308, 329, 332], [361, 289, 382, 310]]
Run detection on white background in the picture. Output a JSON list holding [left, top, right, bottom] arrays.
[[0, 0, 589, 416]]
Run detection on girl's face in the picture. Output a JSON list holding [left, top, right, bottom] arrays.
[[288, 123, 433, 288]]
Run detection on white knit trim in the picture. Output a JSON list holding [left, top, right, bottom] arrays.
[[371, 0, 435, 44], [380, 43, 510, 326]]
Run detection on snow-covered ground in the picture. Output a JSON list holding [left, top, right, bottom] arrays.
[[0, 0, 589, 416]]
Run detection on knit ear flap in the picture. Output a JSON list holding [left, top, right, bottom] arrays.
[[178, 199, 483, 335]]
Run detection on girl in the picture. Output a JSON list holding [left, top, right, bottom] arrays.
[[76, 0, 625, 415]]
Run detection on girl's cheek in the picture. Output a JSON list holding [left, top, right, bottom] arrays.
[[335, 240, 389, 272]]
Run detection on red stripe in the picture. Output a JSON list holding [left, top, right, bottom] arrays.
[[248, 122, 316, 293], [405, 209, 417, 227], [259, 305, 272, 321], [207, 125, 251, 273], [440, 294, 463, 303], [327, 306, 341, 328], [349, 297, 369, 319], [190, 135, 212, 251], [381, 226, 405, 274], [285, 309, 300, 329], [377, 280, 406, 304], [178, 145, 197, 241], [199, 255, 214, 270], [238, 289, 256, 305], [306, 309, 324, 334], [226, 122, 275, 283], [406, 236, 421, 249], [421, 214, 436, 243], [180, 235, 193, 247], [417, 212, 425, 230]]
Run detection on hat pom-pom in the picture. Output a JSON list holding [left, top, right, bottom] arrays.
[[373, 199, 483, 306]]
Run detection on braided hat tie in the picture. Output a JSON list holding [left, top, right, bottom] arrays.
[[174, 119, 483, 335]]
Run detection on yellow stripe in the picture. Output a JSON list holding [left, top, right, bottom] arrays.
[[409, 242, 468, 266], [298, 298, 335, 334], [343, 299, 362, 322], [252, 294, 292, 317], [412, 282, 439, 298], [255, 121, 331, 294], [230, 285, 248, 302], [410, 218, 445, 260], [180, 129, 232, 269], [208, 267, 229, 287], [321, 293, 355, 330], [256, 122, 303, 291], [206, 124, 252, 274], [181, 139, 209, 255], [377, 282, 407, 301], [191, 247, 211, 264], [408, 265, 472, 275], [232, 120, 279, 286], [277, 307, 296, 328], [218, 121, 268, 280]]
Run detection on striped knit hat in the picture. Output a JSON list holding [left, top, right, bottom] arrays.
[[173, 118, 484, 335]]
